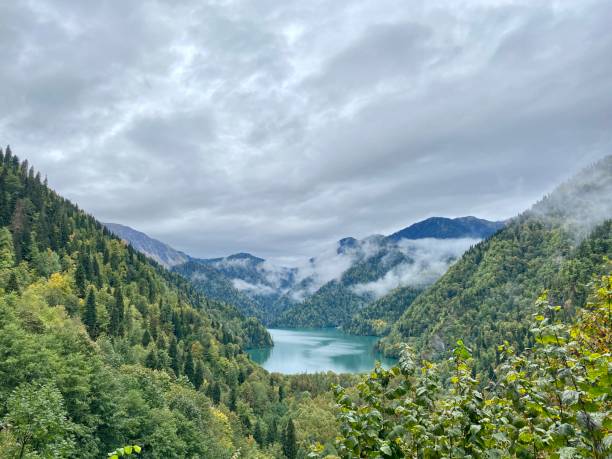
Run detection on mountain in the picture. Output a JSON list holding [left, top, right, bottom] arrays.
[[104, 222, 189, 268], [0, 148, 326, 458], [380, 156, 612, 376], [2, 147, 609, 458], [108, 217, 504, 328], [386, 216, 505, 241], [273, 231, 495, 328], [174, 252, 297, 323]]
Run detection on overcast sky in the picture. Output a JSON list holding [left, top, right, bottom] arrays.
[[1, 0, 611, 264]]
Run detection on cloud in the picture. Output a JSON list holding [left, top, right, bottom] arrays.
[[351, 238, 480, 298], [232, 278, 277, 296], [1, 0, 611, 261]]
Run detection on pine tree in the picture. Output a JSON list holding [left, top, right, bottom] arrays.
[[83, 288, 98, 339], [145, 348, 157, 369], [184, 349, 195, 382], [0, 227, 15, 269], [109, 287, 125, 336], [253, 422, 264, 446], [92, 256, 102, 288], [156, 333, 165, 350], [141, 329, 151, 347], [168, 337, 179, 376], [229, 386, 237, 411], [74, 263, 86, 297], [211, 382, 221, 405], [282, 419, 297, 459], [266, 418, 277, 445], [193, 361, 204, 390], [6, 271, 19, 293], [278, 385, 285, 402]]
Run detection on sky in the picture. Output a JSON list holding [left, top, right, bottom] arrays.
[[1, 0, 611, 264]]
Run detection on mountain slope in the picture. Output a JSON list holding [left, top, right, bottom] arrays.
[[274, 235, 484, 328], [108, 215, 503, 328], [343, 286, 422, 336], [172, 259, 264, 320], [0, 148, 286, 458], [381, 156, 612, 376], [104, 222, 189, 268]]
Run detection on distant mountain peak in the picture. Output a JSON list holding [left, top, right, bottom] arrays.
[[337, 237, 358, 254], [226, 252, 265, 263], [104, 223, 189, 268], [386, 216, 504, 242]]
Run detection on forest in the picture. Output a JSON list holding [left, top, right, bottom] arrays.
[[0, 147, 610, 458], [0, 147, 355, 458]]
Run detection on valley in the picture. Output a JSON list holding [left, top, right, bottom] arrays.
[[4, 1, 612, 456], [106, 217, 503, 337], [0, 149, 610, 458]]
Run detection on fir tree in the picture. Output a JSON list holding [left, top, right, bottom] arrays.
[[283, 418, 297, 459], [266, 418, 277, 445], [6, 271, 19, 293], [92, 256, 102, 288], [141, 329, 151, 347], [83, 288, 98, 339], [184, 349, 195, 382], [168, 337, 179, 376], [229, 386, 237, 411], [109, 287, 125, 336], [156, 333, 165, 350], [145, 348, 157, 369], [278, 385, 285, 402], [211, 382, 221, 405], [253, 422, 264, 446], [74, 263, 86, 297], [193, 361, 204, 390]]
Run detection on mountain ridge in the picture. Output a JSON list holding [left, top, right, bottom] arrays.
[[106, 216, 504, 326]]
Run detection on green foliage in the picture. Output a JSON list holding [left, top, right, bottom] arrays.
[[0, 226, 15, 269], [276, 281, 369, 328], [1, 382, 75, 458], [107, 444, 142, 458], [311, 277, 612, 458], [274, 246, 414, 329], [382, 217, 612, 377], [83, 287, 99, 339], [0, 150, 339, 458], [283, 418, 298, 459], [344, 286, 422, 336]]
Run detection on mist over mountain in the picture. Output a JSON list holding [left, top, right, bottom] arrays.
[[381, 155, 612, 370], [106, 216, 503, 325]]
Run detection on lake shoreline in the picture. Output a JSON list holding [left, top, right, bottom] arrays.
[[246, 327, 397, 375]]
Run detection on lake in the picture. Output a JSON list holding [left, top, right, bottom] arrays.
[[247, 328, 397, 374]]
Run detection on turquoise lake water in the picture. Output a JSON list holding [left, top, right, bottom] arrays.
[[247, 328, 396, 374]]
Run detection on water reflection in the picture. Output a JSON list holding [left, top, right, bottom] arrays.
[[247, 328, 397, 374]]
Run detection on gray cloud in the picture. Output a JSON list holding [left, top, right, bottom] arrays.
[[1, 0, 610, 262]]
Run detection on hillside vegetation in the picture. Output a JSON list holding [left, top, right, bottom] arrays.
[[0, 148, 351, 458], [313, 275, 611, 458], [381, 157, 612, 378]]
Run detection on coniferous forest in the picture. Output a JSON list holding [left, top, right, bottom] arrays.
[[0, 147, 359, 458]]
